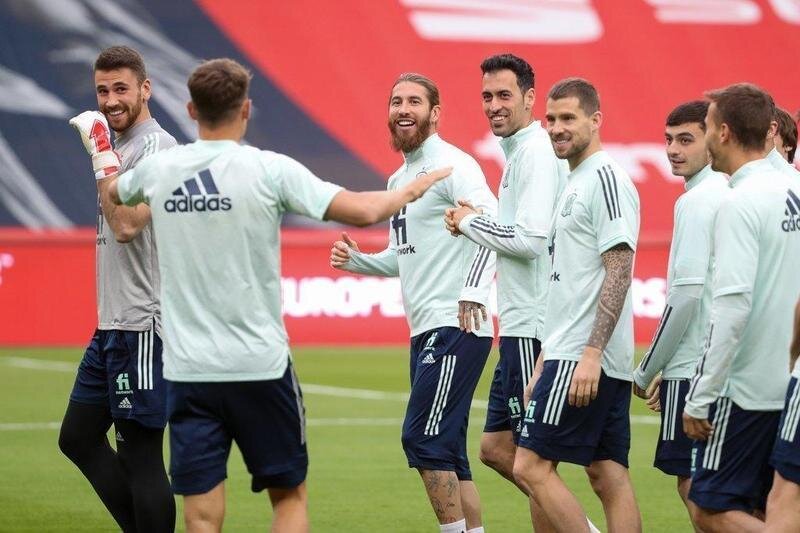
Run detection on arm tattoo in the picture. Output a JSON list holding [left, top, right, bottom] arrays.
[[587, 243, 634, 351]]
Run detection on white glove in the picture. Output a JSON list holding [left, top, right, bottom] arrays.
[[69, 111, 121, 180]]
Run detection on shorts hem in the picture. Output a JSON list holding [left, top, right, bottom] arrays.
[[689, 491, 759, 513], [171, 474, 227, 496]]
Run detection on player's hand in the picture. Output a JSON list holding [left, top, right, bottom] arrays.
[[645, 375, 662, 412], [330, 232, 359, 269], [444, 208, 460, 236], [405, 166, 453, 201], [568, 347, 602, 407], [523, 367, 542, 409], [450, 199, 479, 229], [683, 412, 713, 441], [69, 110, 120, 179], [458, 300, 487, 333]]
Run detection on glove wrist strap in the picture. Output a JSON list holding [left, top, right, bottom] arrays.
[[92, 151, 121, 180]]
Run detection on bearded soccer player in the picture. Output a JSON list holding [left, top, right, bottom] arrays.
[[512, 78, 642, 533], [331, 73, 497, 533], [683, 84, 800, 532], [632, 101, 727, 530], [58, 46, 177, 533], [443, 53, 569, 529], [73, 57, 448, 533]]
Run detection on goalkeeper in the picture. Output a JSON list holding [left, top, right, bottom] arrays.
[[58, 46, 177, 532]]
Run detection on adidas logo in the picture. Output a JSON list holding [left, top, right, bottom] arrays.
[[520, 425, 529, 438], [164, 169, 232, 213], [421, 353, 436, 364], [783, 189, 800, 232], [118, 397, 132, 409], [115, 431, 125, 442]]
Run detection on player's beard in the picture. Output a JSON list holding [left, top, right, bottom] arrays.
[[388, 114, 432, 153], [553, 132, 591, 161], [103, 92, 144, 133]]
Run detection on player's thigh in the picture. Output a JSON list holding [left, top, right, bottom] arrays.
[[654, 379, 694, 477], [228, 365, 308, 491], [167, 381, 232, 496], [690, 398, 780, 513], [68, 330, 109, 407]]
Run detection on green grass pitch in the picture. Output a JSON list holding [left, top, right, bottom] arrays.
[[0, 346, 689, 532]]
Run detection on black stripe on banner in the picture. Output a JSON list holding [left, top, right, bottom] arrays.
[[468, 247, 491, 287], [788, 189, 800, 214], [470, 219, 515, 238], [640, 305, 673, 371], [598, 169, 614, 220]]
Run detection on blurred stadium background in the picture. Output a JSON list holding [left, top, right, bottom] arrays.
[[1, 0, 799, 530]]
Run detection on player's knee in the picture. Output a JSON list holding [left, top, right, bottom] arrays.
[[689, 506, 712, 531], [58, 421, 87, 461]]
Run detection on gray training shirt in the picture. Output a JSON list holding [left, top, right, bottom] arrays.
[[96, 118, 176, 333]]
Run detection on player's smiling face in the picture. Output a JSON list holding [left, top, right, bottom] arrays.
[[545, 96, 598, 164], [481, 69, 533, 138], [388, 81, 440, 153], [665, 122, 710, 179], [95, 68, 151, 133]]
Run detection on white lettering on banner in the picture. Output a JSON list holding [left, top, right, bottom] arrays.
[[0, 253, 14, 286], [474, 132, 679, 184], [401, 0, 603, 43], [282, 276, 667, 320], [403, 0, 798, 42]]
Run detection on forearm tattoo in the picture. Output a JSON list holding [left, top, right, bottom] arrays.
[[587, 244, 634, 351]]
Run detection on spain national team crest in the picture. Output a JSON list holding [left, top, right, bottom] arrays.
[[561, 192, 578, 217]]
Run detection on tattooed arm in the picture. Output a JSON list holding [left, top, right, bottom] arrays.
[[568, 243, 634, 407]]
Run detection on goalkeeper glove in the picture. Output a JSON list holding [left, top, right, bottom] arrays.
[[69, 111, 121, 180]]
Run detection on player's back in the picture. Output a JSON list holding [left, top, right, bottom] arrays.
[[122, 140, 341, 382], [719, 160, 800, 408]]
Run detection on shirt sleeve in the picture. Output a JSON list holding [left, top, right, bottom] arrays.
[[591, 166, 639, 253], [117, 164, 148, 206], [457, 146, 557, 259], [446, 157, 498, 305], [684, 198, 759, 418], [341, 246, 400, 277], [272, 154, 343, 220]]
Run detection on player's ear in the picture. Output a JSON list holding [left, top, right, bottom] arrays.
[[187, 101, 198, 121], [719, 123, 730, 144], [430, 104, 441, 127], [524, 88, 535, 111], [591, 110, 603, 131], [140, 79, 152, 102], [242, 99, 251, 120]]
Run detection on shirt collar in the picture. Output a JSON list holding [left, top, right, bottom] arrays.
[[498, 120, 540, 159], [403, 133, 440, 165], [728, 158, 772, 188], [684, 164, 713, 191], [114, 118, 158, 145]]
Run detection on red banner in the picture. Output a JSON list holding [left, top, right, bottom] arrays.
[[1, 229, 667, 346]]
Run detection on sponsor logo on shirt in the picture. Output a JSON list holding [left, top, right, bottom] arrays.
[[164, 169, 232, 213], [782, 189, 800, 232]]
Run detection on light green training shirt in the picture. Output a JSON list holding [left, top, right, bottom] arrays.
[[118, 140, 342, 382], [543, 150, 640, 381]]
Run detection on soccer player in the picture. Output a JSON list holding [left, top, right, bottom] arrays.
[[70, 58, 450, 533], [58, 46, 177, 533], [632, 100, 728, 529], [682, 83, 800, 532], [331, 73, 497, 533], [512, 78, 642, 533], [443, 53, 568, 524], [765, 295, 800, 531], [773, 106, 798, 164]]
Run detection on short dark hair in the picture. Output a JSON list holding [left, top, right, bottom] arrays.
[[547, 78, 600, 115], [390, 73, 440, 108], [94, 46, 147, 84], [775, 107, 798, 163], [480, 54, 535, 93], [666, 100, 709, 131], [704, 83, 774, 152], [187, 58, 252, 126]]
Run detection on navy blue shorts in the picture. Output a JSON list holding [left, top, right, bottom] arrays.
[[401, 327, 491, 481], [167, 363, 308, 495], [655, 379, 693, 478], [484, 337, 540, 443], [517, 359, 631, 467], [689, 397, 779, 513], [69, 327, 166, 429], [771, 377, 800, 485]]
